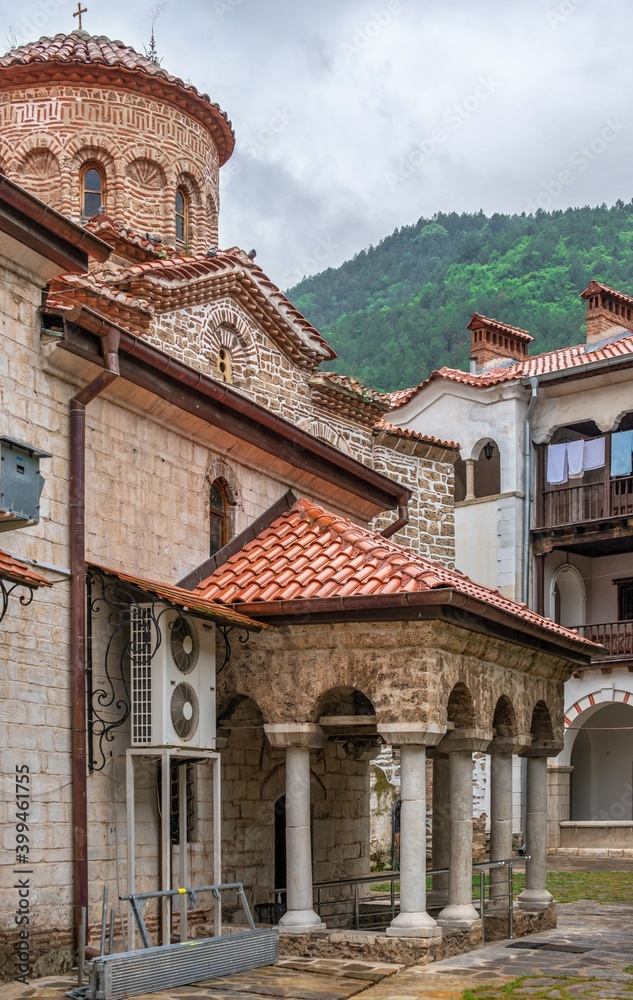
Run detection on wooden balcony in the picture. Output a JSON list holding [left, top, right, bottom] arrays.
[[539, 475, 633, 529], [573, 620, 633, 659]]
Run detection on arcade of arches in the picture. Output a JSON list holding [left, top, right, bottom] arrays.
[[216, 618, 572, 937]]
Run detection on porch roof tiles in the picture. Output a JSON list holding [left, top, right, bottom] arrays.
[[196, 498, 599, 656]]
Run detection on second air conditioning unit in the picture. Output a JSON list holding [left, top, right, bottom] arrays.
[[130, 604, 216, 749]]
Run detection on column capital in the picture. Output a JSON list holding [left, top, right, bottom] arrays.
[[264, 723, 324, 749], [438, 728, 493, 754], [488, 734, 531, 755], [377, 722, 446, 747], [519, 739, 564, 758]]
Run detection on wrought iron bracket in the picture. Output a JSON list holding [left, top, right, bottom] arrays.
[[0, 577, 35, 623], [216, 622, 250, 672], [86, 568, 173, 772]]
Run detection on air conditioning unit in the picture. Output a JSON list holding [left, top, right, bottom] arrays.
[[130, 605, 216, 749]]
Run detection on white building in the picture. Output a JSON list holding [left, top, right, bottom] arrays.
[[390, 286, 633, 855]]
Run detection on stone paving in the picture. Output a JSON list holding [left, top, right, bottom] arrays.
[[6, 900, 633, 1000]]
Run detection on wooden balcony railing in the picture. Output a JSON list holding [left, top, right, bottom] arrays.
[[540, 475, 633, 528], [573, 620, 633, 658]]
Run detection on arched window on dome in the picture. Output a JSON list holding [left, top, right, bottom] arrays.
[[81, 163, 106, 218], [209, 478, 230, 556], [175, 187, 189, 245]]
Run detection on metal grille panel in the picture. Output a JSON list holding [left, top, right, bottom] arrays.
[[88, 929, 278, 1000], [130, 606, 152, 745]]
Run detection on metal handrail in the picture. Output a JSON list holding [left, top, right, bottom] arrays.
[[274, 856, 530, 940]]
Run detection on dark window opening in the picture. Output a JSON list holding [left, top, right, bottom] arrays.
[[210, 478, 230, 556], [81, 164, 105, 218]]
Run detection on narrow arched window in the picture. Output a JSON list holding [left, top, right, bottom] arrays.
[[81, 163, 106, 217], [217, 346, 232, 384], [175, 188, 189, 244], [209, 479, 229, 556]]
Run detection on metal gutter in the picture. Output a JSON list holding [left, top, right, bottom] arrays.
[[0, 173, 111, 265], [220, 588, 599, 664], [58, 307, 411, 514]]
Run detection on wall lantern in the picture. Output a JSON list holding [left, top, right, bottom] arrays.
[[482, 442, 495, 462]]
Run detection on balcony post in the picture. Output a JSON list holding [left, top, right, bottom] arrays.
[[465, 460, 475, 501], [604, 434, 612, 518], [536, 444, 545, 528]]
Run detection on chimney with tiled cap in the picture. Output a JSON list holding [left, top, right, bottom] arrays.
[[581, 280, 633, 344], [468, 313, 533, 373]]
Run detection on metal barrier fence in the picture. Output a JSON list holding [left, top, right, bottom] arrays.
[[274, 856, 529, 943]]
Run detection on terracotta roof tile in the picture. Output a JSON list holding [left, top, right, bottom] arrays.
[[195, 498, 597, 653], [389, 330, 633, 409], [89, 562, 261, 630], [0, 551, 50, 588], [0, 31, 235, 164], [373, 420, 460, 450]]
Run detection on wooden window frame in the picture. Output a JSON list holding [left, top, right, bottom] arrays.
[[209, 478, 230, 556], [175, 187, 189, 245], [80, 161, 106, 218]]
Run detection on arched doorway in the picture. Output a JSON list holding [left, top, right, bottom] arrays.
[[550, 563, 586, 628], [571, 702, 633, 820]]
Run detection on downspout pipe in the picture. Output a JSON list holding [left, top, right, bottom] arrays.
[[380, 501, 409, 538], [519, 375, 539, 854], [521, 376, 539, 605], [69, 322, 120, 950]]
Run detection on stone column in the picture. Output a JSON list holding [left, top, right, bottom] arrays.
[[430, 752, 449, 901], [518, 750, 554, 912], [438, 729, 492, 928], [465, 459, 476, 501], [378, 723, 445, 938], [488, 738, 528, 908], [264, 723, 325, 933]]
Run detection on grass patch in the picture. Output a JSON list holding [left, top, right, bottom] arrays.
[[370, 870, 633, 903]]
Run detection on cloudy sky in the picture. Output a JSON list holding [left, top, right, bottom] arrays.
[[2, 0, 632, 287]]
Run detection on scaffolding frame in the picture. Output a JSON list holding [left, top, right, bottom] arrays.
[[125, 747, 221, 950]]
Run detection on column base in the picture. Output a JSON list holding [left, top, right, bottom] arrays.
[[386, 910, 442, 938], [517, 888, 553, 913], [437, 902, 480, 928], [278, 908, 326, 934]]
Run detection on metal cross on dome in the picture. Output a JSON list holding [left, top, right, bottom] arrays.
[[73, 2, 88, 29]]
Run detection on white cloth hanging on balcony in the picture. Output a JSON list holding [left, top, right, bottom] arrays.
[[547, 443, 568, 485], [583, 436, 605, 471], [567, 440, 585, 479]]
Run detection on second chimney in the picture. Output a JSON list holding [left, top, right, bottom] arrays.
[[468, 313, 533, 373], [581, 280, 633, 344]]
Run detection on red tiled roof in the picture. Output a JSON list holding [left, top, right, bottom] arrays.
[[389, 332, 633, 408], [196, 498, 596, 653], [0, 550, 50, 588], [373, 420, 460, 451], [0, 32, 234, 164], [86, 247, 336, 368], [89, 563, 263, 631], [84, 217, 179, 263]]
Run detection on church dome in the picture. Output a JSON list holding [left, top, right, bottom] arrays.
[[0, 31, 233, 250], [0, 31, 234, 164]]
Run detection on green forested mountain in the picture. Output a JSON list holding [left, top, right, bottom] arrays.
[[287, 202, 633, 392]]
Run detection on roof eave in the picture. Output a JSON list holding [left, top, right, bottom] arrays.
[[224, 588, 598, 665]]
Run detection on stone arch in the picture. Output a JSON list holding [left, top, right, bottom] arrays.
[[492, 694, 518, 738], [125, 155, 169, 237], [202, 307, 259, 379], [312, 685, 376, 723], [529, 699, 554, 743], [447, 681, 476, 729], [560, 686, 633, 765], [568, 701, 633, 821], [309, 420, 354, 458], [469, 436, 501, 497], [173, 166, 208, 249], [549, 563, 586, 628], [18, 147, 62, 210]]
